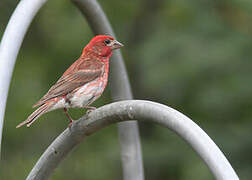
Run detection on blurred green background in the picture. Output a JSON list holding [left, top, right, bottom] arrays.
[[1, 0, 252, 179]]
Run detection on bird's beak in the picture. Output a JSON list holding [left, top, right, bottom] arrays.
[[111, 40, 124, 50]]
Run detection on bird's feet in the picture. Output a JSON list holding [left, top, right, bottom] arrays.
[[63, 108, 75, 128], [68, 119, 75, 128], [83, 106, 96, 114]]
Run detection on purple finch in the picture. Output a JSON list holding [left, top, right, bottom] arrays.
[[16, 35, 123, 128]]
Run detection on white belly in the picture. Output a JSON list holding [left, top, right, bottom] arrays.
[[49, 68, 108, 111], [69, 79, 105, 108]]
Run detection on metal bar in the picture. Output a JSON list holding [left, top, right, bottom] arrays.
[[0, 0, 47, 154], [26, 100, 239, 180], [71, 1, 144, 180]]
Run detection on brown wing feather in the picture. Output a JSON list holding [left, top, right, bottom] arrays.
[[33, 57, 104, 107]]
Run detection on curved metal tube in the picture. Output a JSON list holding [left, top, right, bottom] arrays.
[[0, 0, 47, 153], [26, 100, 239, 180], [1, 0, 143, 178], [71, 1, 144, 179]]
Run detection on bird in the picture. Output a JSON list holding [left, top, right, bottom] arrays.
[[16, 35, 123, 128]]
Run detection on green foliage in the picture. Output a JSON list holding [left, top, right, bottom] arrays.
[[1, 0, 252, 179]]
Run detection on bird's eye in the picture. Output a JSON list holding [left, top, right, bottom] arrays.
[[104, 39, 111, 45]]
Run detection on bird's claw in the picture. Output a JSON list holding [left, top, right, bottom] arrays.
[[68, 119, 75, 129], [86, 109, 94, 114], [84, 106, 96, 114]]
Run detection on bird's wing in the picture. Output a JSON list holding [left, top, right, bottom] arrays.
[[33, 58, 104, 107]]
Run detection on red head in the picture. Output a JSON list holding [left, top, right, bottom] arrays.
[[82, 35, 124, 58]]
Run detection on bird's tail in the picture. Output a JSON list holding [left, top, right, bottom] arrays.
[[16, 102, 54, 128]]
